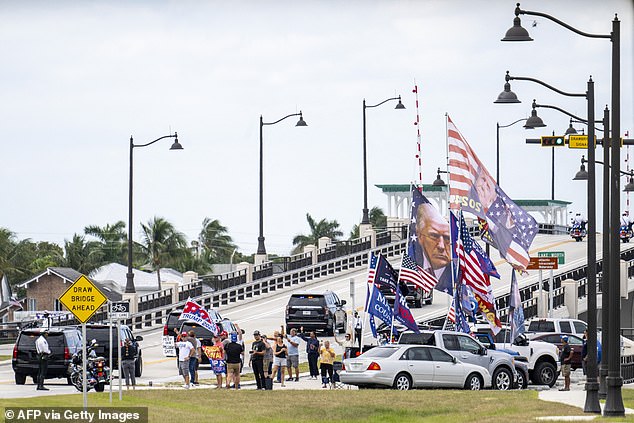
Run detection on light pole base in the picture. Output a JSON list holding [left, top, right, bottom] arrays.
[[361, 208, 370, 225], [583, 380, 601, 414], [598, 364, 607, 399], [254, 253, 268, 266], [125, 272, 136, 294], [604, 376, 625, 417]]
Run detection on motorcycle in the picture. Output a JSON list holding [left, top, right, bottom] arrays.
[[570, 223, 586, 242], [620, 224, 632, 243], [69, 339, 110, 392]]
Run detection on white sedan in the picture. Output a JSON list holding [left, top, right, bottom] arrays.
[[340, 345, 492, 390]]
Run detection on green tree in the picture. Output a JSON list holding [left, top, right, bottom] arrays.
[[349, 207, 388, 239], [84, 221, 127, 264], [292, 213, 343, 255], [138, 217, 187, 290], [63, 234, 104, 275], [198, 218, 237, 264]]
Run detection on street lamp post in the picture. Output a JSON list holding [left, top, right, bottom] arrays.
[[496, 119, 528, 185], [256, 112, 307, 261], [126, 133, 183, 294], [496, 73, 600, 413], [502, 4, 622, 414], [361, 96, 405, 225]]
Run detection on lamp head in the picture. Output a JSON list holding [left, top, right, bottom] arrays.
[[523, 101, 546, 128], [169, 132, 183, 150], [501, 4, 533, 41], [432, 168, 446, 187], [494, 73, 521, 104], [573, 156, 588, 181], [295, 112, 307, 127], [565, 119, 578, 135], [624, 173, 634, 192], [395, 95, 406, 110]]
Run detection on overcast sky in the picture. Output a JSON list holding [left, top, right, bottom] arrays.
[[1, 0, 632, 257]]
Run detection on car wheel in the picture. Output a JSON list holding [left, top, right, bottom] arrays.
[[135, 354, 143, 378], [533, 361, 557, 387], [413, 299, 422, 308], [492, 367, 512, 390], [14, 372, 26, 385], [464, 373, 482, 391], [516, 371, 526, 390], [95, 382, 105, 392], [338, 316, 347, 334], [393, 373, 412, 390]]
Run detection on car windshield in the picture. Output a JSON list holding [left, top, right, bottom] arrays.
[[359, 347, 399, 358], [289, 295, 325, 306]]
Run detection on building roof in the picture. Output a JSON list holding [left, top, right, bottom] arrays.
[[18, 267, 86, 289], [513, 199, 572, 207], [375, 184, 446, 193], [89, 263, 183, 293]]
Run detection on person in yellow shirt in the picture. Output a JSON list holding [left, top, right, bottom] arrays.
[[319, 340, 336, 388]]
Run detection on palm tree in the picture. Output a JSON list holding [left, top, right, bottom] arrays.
[[198, 218, 237, 264], [84, 221, 127, 265], [349, 207, 388, 239], [63, 234, 104, 275], [138, 217, 188, 290], [292, 213, 343, 254]]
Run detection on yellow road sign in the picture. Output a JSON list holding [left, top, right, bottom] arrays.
[[59, 275, 107, 323], [568, 135, 596, 149]]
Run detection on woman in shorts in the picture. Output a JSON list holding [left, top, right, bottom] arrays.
[[271, 335, 288, 387]]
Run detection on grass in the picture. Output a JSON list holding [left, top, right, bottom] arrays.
[[0, 389, 592, 423], [0, 355, 10, 361]]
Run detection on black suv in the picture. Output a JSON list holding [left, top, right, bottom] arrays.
[[377, 280, 432, 308], [177, 321, 217, 365], [163, 309, 183, 340], [285, 291, 347, 335], [83, 324, 143, 377], [12, 327, 82, 385]]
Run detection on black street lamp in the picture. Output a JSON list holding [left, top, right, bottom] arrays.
[[496, 118, 528, 185], [496, 72, 600, 413], [502, 4, 622, 415], [361, 96, 405, 225], [256, 112, 307, 258], [126, 133, 182, 294]]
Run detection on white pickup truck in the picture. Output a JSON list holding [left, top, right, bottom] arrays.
[[475, 325, 560, 387]]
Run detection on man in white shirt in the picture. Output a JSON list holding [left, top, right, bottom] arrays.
[[621, 211, 633, 230], [353, 311, 363, 349], [175, 332, 194, 389], [35, 330, 51, 391], [572, 213, 587, 231]]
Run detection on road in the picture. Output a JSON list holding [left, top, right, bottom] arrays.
[[0, 233, 617, 398]]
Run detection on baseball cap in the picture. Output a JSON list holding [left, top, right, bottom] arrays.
[[561, 335, 569, 341], [230, 332, 238, 342], [181, 331, 188, 336], [253, 330, 261, 336], [220, 330, 228, 337]]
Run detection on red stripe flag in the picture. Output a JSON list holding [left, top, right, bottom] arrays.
[[399, 253, 436, 293], [447, 115, 537, 270]]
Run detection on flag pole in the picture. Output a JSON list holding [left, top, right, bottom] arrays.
[[360, 251, 374, 353]]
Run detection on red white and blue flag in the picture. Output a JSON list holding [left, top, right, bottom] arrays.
[[447, 116, 537, 270], [399, 253, 435, 293], [180, 298, 219, 335]]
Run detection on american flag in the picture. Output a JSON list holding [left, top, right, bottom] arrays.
[[455, 213, 494, 300], [447, 115, 536, 270], [399, 253, 435, 293], [509, 270, 526, 341], [367, 251, 379, 285], [181, 298, 219, 335]]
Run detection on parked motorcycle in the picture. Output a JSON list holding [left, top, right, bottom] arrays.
[[620, 224, 632, 243], [69, 339, 110, 392], [570, 224, 586, 242]]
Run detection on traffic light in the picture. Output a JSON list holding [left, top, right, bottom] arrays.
[[540, 135, 565, 147]]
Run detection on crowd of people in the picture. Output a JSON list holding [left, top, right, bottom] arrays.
[[170, 323, 356, 390]]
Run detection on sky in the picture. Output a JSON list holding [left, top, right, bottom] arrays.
[[1, 0, 632, 258]]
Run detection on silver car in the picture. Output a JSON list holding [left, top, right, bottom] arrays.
[[340, 345, 492, 390]]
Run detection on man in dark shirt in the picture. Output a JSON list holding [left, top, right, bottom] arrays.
[[559, 335, 573, 391], [225, 332, 244, 389], [249, 331, 266, 390]]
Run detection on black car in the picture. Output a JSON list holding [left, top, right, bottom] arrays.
[[377, 280, 433, 308], [83, 324, 143, 377], [12, 327, 82, 385], [285, 291, 347, 335], [178, 321, 215, 365], [163, 309, 183, 340]]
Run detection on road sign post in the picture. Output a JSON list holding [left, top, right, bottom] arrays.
[[58, 275, 108, 409]]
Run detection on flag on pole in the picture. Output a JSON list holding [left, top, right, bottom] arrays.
[[447, 116, 538, 270], [509, 270, 526, 342], [394, 284, 420, 333], [399, 253, 435, 293], [181, 298, 219, 335], [366, 283, 393, 338], [367, 251, 379, 285]]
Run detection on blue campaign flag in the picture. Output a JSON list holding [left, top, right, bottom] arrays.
[[375, 254, 399, 293], [394, 285, 420, 333], [366, 283, 393, 330]]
